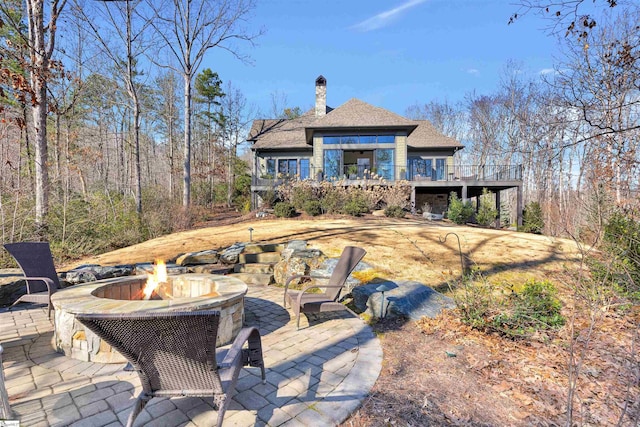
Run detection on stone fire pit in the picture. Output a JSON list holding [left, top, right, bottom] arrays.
[[51, 274, 247, 363]]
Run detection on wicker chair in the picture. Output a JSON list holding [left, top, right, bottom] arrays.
[[283, 246, 366, 329], [4, 242, 60, 318], [76, 310, 265, 427]]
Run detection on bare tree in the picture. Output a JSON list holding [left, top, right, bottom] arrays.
[[147, 0, 261, 209], [72, 0, 153, 214], [0, 0, 68, 236]]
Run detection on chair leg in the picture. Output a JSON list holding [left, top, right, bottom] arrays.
[[126, 393, 152, 427], [7, 299, 22, 312], [214, 395, 228, 427]]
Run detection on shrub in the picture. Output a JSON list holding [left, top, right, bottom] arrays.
[[589, 211, 640, 300], [343, 196, 369, 216], [261, 189, 278, 208], [521, 201, 544, 234], [274, 202, 296, 218], [290, 183, 317, 210], [384, 205, 405, 218], [476, 188, 498, 226], [447, 192, 474, 224], [491, 279, 565, 338], [303, 200, 322, 216]]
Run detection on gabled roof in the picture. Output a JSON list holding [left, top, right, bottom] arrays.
[[247, 110, 316, 150], [247, 98, 462, 150], [407, 120, 464, 149]]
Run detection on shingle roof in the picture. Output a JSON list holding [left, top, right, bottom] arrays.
[[247, 111, 315, 150], [247, 99, 463, 150], [308, 98, 417, 129], [407, 120, 464, 149]]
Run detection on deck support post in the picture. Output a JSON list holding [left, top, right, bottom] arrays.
[[516, 185, 523, 227], [495, 190, 501, 228]]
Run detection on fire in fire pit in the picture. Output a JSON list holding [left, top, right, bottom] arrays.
[[143, 259, 168, 300]]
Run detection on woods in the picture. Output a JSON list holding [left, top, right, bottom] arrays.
[[0, 0, 258, 255]]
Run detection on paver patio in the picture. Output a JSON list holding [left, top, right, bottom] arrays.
[[0, 286, 382, 426]]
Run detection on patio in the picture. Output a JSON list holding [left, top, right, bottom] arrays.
[[0, 285, 382, 426]]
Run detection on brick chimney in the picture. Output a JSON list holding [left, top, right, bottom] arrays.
[[315, 75, 326, 117]]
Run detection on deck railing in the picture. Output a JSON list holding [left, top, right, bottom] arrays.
[[252, 164, 523, 186]]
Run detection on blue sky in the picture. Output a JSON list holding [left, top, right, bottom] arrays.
[[204, 0, 560, 118]]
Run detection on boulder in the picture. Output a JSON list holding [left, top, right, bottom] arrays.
[[273, 246, 325, 286], [279, 240, 308, 261], [0, 268, 28, 306], [176, 250, 219, 266], [312, 258, 374, 294], [63, 265, 135, 285], [219, 243, 246, 265], [134, 263, 187, 275], [352, 280, 455, 321]]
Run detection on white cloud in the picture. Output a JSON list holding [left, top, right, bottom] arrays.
[[351, 0, 428, 32], [466, 68, 479, 75], [539, 68, 556, 75]]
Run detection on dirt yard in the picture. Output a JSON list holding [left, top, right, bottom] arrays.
[[70, 215, 638, 426]]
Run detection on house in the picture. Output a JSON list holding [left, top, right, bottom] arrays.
[[247, 76, 523, 225]]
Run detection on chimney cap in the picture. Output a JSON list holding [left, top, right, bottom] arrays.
[[315, 75, 326, 86]]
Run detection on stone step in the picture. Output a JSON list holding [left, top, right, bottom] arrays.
[[233, 263, 275, 274], [238, 252, 282, 264], [229, 272, 273, 286], [242, 243, 284, 254]]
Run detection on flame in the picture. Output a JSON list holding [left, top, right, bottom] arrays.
[[143, 260, 167, 300]]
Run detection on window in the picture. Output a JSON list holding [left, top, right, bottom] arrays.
[[323, 134, 396, 145], [375, 149, 394, 180], [300, 159, 310, 179], [435, 159, 446, 180], [323, 149, 342, 179], [266, 159, 275, 177], [377, 135, 395, 144], [277, 159, 298, 177]]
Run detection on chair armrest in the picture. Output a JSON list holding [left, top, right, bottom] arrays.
[[22, 276, 57, 295], [283, 275, 330, 306], [219, 326, 265, 382]]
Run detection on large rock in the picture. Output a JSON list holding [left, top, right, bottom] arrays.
[[273, 242, 325, 286], [134, 263, 187, 275], [219, 243, 246, 265], [312, 258, 373, 294], [176, 250, 219, 266], [352, 280, 455, 321], [62, 265, 135, 285], [0, 268, 28, 306]]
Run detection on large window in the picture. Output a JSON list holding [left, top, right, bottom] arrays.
[[278, 159, 298, 177], [409, 157, 447, 180], [266, 159, 275, 177], [375, 149, 394, 180], [323, 149, 342, 179], [300, 159, 310, 179], [435, 159, 446, 180], [323, 134, 396, 145]]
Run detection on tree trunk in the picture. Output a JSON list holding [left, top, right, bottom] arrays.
[[183, 73, 192, 208]]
